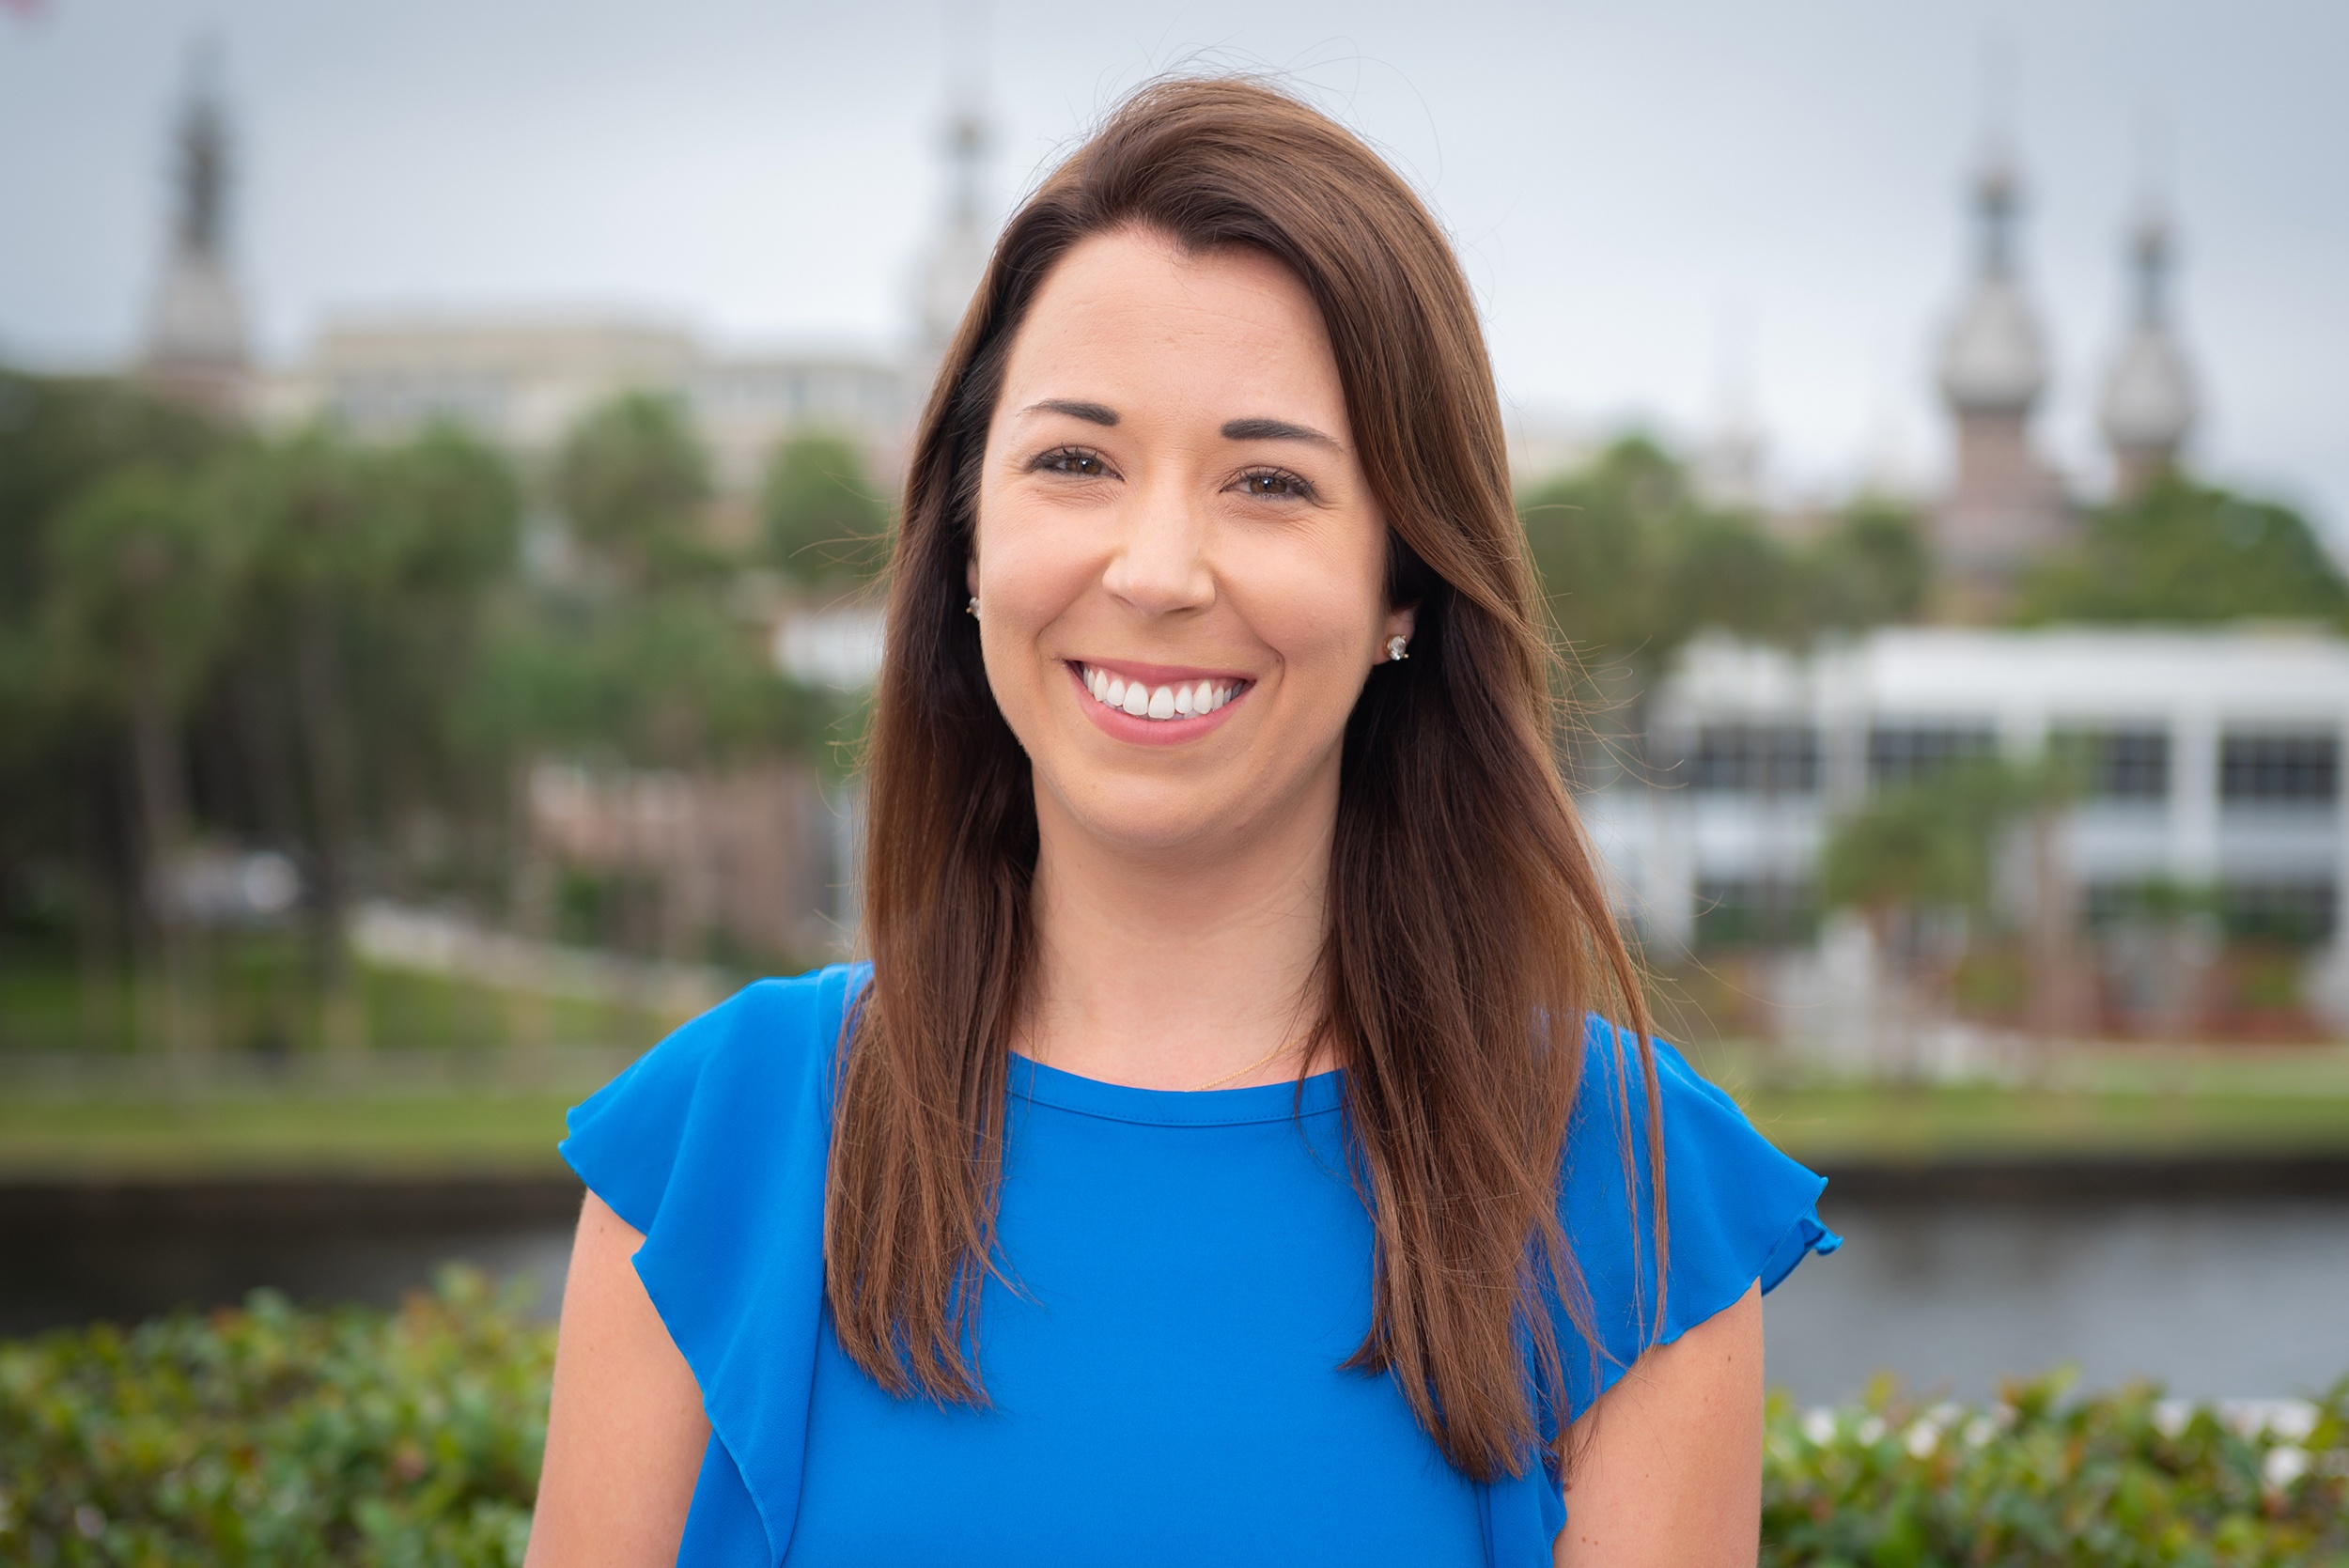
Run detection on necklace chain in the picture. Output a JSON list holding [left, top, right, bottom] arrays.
[[1190, 1024, 1315, 1092], [1024, 1022, 1317, 1094]]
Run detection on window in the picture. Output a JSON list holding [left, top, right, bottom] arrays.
[[2220, 880, 2338, 945], [2054, 728, 2170, 801], [2220, 733, 2339, 805], [1867, 724, 1995, 790], [1687, 724, 1819, 795], [1694, 878, 1818, 950]]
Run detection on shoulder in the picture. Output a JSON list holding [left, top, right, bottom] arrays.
[[561, 963, 868, 1236], [1565, 1013, 1773, 1157], [554, 969, 863, 1565], [1555, 1013, 1837, 1408]]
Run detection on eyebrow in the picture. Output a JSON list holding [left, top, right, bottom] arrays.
[[1221, 416, 1342, 451], [1023, 398, 1120, 426]]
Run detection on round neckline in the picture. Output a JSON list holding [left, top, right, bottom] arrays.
[[1008, 1052, 1346, 1126]]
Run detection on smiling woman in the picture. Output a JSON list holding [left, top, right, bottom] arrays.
[[525, 76, 1836, 1568]]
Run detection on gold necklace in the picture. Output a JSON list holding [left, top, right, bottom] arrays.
[[1190, 1024, 1317, 1092], [1022, 1021, 1319, 1093]]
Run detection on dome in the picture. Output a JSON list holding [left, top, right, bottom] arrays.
[[2100, 327, 2196, 454], [1938, 274, 2049, 414], [2098, 212, 2197, 462]]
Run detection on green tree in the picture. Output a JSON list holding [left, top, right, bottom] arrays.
[[1517, 437, 1929, 674], [1517, 439, 1933, 788], [762, 431, 889, 591], [1517, 435, 1681, 663], [0, 375, 226, 985], [42, 465, 243, 1069], [552, 393, 718, 590], [2015, 475, 2349, 626], [1803, 497, 1930, 630], [225, 427, 523, 1056]]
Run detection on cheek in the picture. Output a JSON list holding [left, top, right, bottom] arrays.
[[972, 487, 1102, 682], [1232, 527, 1387, 679]]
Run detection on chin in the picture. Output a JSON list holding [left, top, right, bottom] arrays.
[[1050, 775, 1253, 857]]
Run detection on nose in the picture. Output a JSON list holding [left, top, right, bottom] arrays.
[[1099, 474, 1215, 616]]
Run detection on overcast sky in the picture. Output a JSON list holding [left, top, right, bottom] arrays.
[[4, 0, 2343, 540]]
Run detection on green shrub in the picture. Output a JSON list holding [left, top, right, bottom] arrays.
[[0, 1271, 550, 1566], [4, 1279, 2344, 1564], [1763, 1372, 2349, 1567]]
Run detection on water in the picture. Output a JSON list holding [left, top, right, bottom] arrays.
[[8, 1186, 2345, 1403], [1768, 1194, 2349, 1403]]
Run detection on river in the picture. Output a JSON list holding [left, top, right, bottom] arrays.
[[7, 1183, 2345, 1404]]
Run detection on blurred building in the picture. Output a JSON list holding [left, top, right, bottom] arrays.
[[142, 49, 251, 416], [1586, 626, 2349, 1033], [1932, 148, 2068, 590], [250, 96, 1011, 493], [912, 96, 996, 375], [1928, 147, 2206, 598], [526, 762, 850, 963], [2098, 207, 2200, 498], [260, 319, 911, 492]]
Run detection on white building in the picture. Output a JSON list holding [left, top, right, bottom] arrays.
[[1586, 626, 2349, 1001], [258, 319, 914, 492]]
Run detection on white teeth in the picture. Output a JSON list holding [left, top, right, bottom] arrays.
[[1081, 665, 1243, 721]]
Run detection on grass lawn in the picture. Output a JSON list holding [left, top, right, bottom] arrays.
[[1695, 1041, 2349, 1163], [1743, 1080, 2349, 1163], [6, 1051, 2349, 1180], [0, 1092, 581, 1178]]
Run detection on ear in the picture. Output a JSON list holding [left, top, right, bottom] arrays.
[[965, 555, 981, 598], [1378, 601, 1418, 660]]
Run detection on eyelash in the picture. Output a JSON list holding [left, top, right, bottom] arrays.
[[1032, 445, 1113, 478], [1025, 447, 1319, 504], [1235, 467, 1318, 503]]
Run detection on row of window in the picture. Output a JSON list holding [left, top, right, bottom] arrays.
[[1674, 723, 2341, 804], [1692, 876, 2341, 950]]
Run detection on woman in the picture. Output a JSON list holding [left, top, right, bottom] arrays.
[[529, 77, 1835, 1568]]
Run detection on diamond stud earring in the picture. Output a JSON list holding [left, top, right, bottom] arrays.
[[1386, 635, 1409, 662], [966, 597, 980, 618]]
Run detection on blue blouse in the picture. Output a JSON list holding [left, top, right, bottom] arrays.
[[560, 964, 1837, 1567]]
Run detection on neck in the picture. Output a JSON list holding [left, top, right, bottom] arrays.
[[1022, 767, 1337, 1091]]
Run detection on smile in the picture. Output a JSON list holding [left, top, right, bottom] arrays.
[[1073, 662, 1250, 723]]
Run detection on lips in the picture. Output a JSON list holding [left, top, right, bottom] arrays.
[[1076, 662, 1244, 721], [1064, 660, 1254, 739]]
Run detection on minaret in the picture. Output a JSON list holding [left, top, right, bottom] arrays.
[[913, 98, 994, 364], [142, 47, 251, 414], [2098, 209, 2198, 497], [1933, 147, 2067, 587]]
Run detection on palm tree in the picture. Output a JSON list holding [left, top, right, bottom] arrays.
[[44, 466, 240, 1080]]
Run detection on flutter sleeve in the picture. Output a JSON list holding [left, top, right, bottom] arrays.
[[559, 963, 864, 1568], [1482, 1014, 1840, 1566]]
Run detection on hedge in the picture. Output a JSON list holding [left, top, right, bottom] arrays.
[[3, 1273, 2343, 1565]]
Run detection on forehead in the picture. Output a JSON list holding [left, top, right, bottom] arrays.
[[998, 229, 1347, 422]]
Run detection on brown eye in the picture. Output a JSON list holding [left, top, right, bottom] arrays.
[[1240, 470, 1313, 499], [1040, 448, 1110, 477]]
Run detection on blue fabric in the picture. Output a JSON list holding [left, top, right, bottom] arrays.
[[560, 965, 1839, 1567]]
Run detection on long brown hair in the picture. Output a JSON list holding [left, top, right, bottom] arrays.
[[826, 74, 1664, 1484]]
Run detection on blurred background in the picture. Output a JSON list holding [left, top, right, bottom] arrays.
[[3, 0, 2346, 1408]]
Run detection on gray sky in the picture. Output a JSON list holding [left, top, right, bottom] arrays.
[[5, 0, 2344, 540]]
